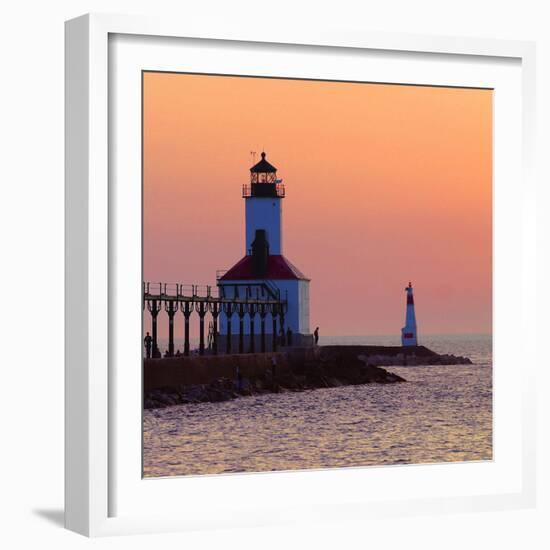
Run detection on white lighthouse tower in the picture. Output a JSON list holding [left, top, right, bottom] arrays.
[[217, 152, 311, 351], [245, 152, 283, 255], [401, 282, 418, 346]]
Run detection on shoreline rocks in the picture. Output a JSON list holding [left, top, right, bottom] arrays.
[[144, 354, 405, 410]]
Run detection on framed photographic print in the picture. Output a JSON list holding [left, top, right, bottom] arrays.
[[65, 13, 537, 536]]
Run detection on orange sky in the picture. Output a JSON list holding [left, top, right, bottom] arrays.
[[143, 72, 492, 336]]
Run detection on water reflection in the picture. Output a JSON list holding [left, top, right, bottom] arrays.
[[143, 335, 492, 477]]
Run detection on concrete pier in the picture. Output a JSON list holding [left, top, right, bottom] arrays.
[[143, 345, 473, 409], [144, 351, 293, 392]]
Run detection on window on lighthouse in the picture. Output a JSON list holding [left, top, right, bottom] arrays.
[[251, 171, 276, 184]]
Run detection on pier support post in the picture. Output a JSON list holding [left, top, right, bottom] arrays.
[[227, 318, 232, 354], [197, 302, 207, 356], [164, 300, 178, 357], [209, 302, 220, 355], [153, 308, 159, 357], [147, 299, 162, 358], [248, 305, 256, 353], [259, 304, 267, 353], [182, 302, 194, 356], [278, 312, 285, 348], [271, 306, 278, 352], [223, 303, 234, 355], [237, 304, 246, 354]]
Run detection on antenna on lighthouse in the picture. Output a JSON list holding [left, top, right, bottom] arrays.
[[250, 151, 257, 164]]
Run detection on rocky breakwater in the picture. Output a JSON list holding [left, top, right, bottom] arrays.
[[144, 347, 406, 410], [320, 345, 473, 367]]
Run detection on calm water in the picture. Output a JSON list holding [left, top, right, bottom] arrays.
[[143, 334, 492, 477]]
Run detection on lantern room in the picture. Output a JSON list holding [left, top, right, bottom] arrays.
[[243, 152, 285, 198]]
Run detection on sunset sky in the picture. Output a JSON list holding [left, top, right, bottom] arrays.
[[143, 72, 492, 337]]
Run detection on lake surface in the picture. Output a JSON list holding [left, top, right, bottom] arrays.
[[143, 334, 492, 477]]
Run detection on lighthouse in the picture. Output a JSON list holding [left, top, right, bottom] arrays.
[[401, 282, 418, 346], [217, 152, 311, 351]]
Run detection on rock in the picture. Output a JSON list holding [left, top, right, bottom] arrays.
[[385, 372, 406, 383]]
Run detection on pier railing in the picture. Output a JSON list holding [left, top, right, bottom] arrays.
[[143, 282, 285, 304], [143, 281, 287, 358]]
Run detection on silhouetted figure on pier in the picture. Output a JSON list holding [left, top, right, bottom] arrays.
[[314, 327, 319, 345], [144, 332, 152, 359], [286, 327, 293, 346]]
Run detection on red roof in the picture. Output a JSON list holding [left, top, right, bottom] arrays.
[[219, 255, 309, 281]]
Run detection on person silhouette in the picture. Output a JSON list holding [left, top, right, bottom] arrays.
[[314, 327, 319, 345], [144, 332, 153, 358], [286, 327, 293, 346]]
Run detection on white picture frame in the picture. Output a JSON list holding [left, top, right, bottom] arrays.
[[65, 13, 537, 537]]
